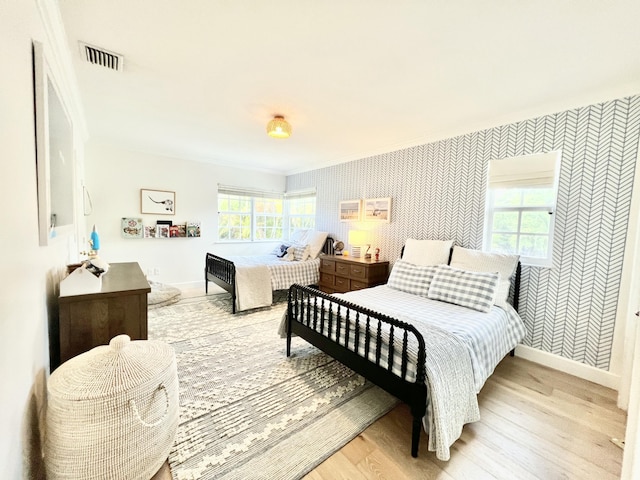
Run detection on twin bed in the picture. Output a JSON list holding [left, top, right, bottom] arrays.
[[205, 234, 526, 460], [205, 231, 333, 312], [284, 239, 526, 460]]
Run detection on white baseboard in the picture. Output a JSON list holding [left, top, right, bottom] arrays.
[[171, 280, 206, 290], [515, 345, 620, 390]]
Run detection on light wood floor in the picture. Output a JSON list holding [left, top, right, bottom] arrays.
[[152, 289, 626, 479]]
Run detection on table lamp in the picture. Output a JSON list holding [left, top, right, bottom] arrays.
[[348, 230, 370, 258]]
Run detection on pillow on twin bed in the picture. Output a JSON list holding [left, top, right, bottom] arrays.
[[287, 230, 328, 259], [387, 260, 438, 297], [449, 246, 519, 308], [402, 238, 454, 266], [290, 229, 309, 244], [292, 244, 311, 261], [427, 265, 500, 313], [306, 231, 329, 259], [271, 244, 290, 258]]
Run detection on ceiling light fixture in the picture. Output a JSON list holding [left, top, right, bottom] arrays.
[[266, 115, 292, 139]]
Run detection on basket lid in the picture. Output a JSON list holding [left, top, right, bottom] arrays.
[[49, 335, 175, 400]]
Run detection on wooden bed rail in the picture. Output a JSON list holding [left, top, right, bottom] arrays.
[[286, 284, 428, 457]]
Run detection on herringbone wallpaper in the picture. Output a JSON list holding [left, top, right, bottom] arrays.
[[287, 95, 640, 370]]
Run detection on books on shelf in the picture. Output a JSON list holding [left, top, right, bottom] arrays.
[[124, 220, 201, 239], [186, 221, 201, 237]]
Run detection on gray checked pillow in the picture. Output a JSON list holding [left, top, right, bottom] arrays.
[[387, 260, 437, 297], [427, 265, 499, 313], [292, 244, 311, 261]]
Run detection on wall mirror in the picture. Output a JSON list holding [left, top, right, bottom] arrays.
[[33, 41, 76, 246]]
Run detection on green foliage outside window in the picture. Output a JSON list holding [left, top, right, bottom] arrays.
[[488, 187, 554, 260]]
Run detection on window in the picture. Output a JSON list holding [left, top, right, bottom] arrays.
[[218, 186, 283, 241], [484, 151, 561, 267], [285, 190, 316, 238]]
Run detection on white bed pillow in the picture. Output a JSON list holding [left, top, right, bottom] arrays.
[[290, 229, 310, 244], [402, 238, 454, 266], [427, 265, 499, 313], [449, 246, 519, 308], [387, 260, 437, 297], [306, 231, 329, 259]]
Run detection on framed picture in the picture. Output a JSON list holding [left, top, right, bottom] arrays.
[[339, 200, 361, 222], [141, 189, 175, 215], [363, 197, 391, 222], [121, 217, 143, 238]]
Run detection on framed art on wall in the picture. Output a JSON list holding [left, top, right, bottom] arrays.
[[339, 200, 361, 222], [141, 189, 175, 215], [363, 197, 391, 222]]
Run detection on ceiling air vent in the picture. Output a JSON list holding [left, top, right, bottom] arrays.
[[80, 42, 124, 71]]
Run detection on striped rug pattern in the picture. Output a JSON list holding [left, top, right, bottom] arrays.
[[148, 294, 398, 480]]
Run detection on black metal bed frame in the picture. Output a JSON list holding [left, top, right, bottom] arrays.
[[204, 237, 335, 313], [286, 256, 521, 458]]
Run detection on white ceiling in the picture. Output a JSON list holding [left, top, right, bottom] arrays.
[[58, 0, 640, 175]]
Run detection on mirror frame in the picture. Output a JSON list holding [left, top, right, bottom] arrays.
[[33, 40, 76, 246]]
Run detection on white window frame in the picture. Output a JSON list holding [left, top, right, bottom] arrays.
[[284, 190, 316, 239], [483, 151, 562, 267], [217, 185, 284, 242]]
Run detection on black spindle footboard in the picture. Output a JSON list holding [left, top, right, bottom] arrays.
[[205, 253, 237, 313], [286, 284, 428, 457]]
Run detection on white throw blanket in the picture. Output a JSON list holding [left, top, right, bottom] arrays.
[[235, 264, 272, 311], [421, 323, 480, 460], [279, 304, 480, 461]]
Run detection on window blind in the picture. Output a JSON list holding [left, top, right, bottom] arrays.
[[218, 184, 284, 198], [488, 151, 561, 189], [284, 188, 316, 199]]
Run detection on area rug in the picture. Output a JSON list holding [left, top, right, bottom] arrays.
[[148, 294, 399, 480], [148, 281, 182, 309]]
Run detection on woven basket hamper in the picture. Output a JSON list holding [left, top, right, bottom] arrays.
[[45, 335, 179, 479]]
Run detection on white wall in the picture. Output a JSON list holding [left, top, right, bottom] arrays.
[[1, 1, 85, 477], [84, 142, 286, 286]]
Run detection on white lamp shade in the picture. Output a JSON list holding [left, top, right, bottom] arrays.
[[348, 230, 369, 258]]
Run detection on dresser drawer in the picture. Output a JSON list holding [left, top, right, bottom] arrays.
[[336, 263, 350, 276], [350, 280, 368, 291], [350, 265, 367, 279], [320, 258, 335, 272], [320, 272, 335, 286], [334, 276, 350, 292]]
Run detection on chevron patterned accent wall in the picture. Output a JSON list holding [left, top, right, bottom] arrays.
[[287, 95, 640, 370]]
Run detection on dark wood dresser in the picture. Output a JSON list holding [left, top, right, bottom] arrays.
[[57, 262, 151, 368], [318, 255, 389, 294]]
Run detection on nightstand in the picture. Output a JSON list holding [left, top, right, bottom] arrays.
[[318, 255, 389, 294]]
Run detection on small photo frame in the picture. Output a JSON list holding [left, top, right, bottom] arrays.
[[121, 217, 143, 238], [363, 197, 391, 222], [141, 189, 175, 215], [339, 200, 361, 222]]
